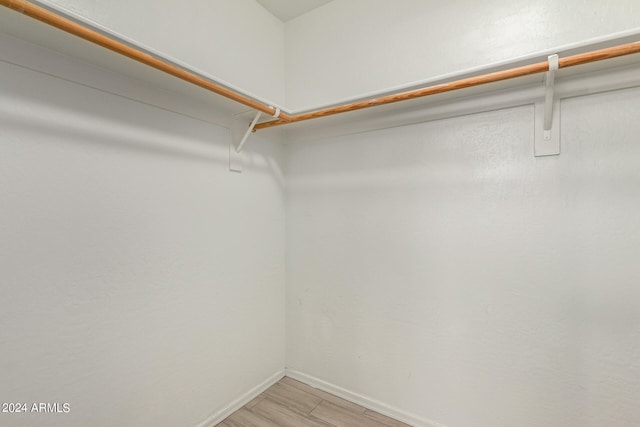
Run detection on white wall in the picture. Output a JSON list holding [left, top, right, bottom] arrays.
[[285, 88, 640, 427], [44, 0, 286, 106], [3, 3, 640, 427], [0, 39, 285, 427], [285, 0, 640, 111]]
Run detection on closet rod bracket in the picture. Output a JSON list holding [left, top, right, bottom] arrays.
[[230, 111, 260, 172], [230, 105, 283, 172], [236, 111, 262, 154], [534, 54, 560, 157], [544, 54, 559, 133]]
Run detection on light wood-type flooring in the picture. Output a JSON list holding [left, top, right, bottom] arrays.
[[217, 376, 412, 427]]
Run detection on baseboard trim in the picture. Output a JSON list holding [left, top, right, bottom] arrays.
[[284, 368, 447, 427], [195, 369, 285, 427]]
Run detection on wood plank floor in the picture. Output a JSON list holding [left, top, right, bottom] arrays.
[[217, 377, 411, 427]]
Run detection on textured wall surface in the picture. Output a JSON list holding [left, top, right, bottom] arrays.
[[2, 3, 640, 427], [0, 47, 286, 427], [286, 89, 640, 427], [285, 0, 640, 110]]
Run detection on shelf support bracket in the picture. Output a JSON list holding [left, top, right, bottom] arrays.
[[229, 111, 261, 172], [534, 54, 560, 157], [230, 107, 281, 172], [236, 111, 263, 154]]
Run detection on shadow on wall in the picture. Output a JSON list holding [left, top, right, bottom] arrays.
[[0, 62, 284, 183]]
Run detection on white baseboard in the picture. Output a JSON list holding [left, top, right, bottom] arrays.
[[284, 368, 447, 427], [195, 369, 285, 427]]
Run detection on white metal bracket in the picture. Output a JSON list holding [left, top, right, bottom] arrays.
[[534, 54, 560, 157], [229, 111, 261, 172], [236, 111, 262, 153], [229, 106, 281, 172]]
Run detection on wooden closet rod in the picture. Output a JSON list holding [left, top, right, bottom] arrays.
[[0, 0, 291, 121], [3, 0, 639, 132], [253, 41, 640, 131]]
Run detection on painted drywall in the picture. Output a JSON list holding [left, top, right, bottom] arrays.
[[0, 37, 285, 427], [285, 0, 640, 111], [43, 0, 286, 106], [285, 88, 640, 426]]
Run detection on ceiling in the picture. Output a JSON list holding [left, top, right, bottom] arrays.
[[256, 0, 333, 22]]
